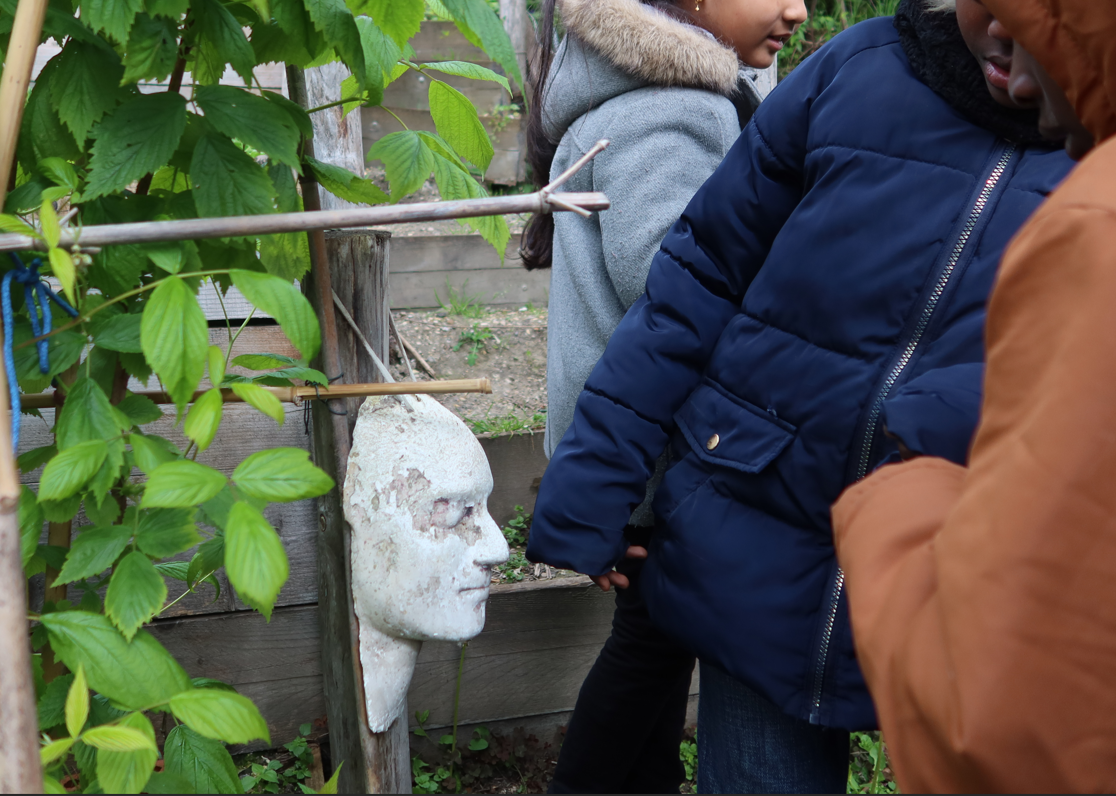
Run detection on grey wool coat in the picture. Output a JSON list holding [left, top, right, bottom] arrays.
[[542, 0, 768, 523]]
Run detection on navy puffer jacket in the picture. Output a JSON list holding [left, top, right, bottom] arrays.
[[526, 17, 1073, 731]]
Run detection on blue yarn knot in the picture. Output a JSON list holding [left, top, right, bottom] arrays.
[[4, 253, 80, 451]]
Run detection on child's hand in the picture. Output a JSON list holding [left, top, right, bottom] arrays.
[[590, 546, 648, 592]]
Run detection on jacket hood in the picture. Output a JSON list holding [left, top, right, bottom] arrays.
[[985, 0, 1116, 142], [542, 0, 741, 140]]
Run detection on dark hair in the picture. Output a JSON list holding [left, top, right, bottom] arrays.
[[519, 0, 691, 270]]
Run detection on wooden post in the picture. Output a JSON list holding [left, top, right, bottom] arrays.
[[304, 62, 366, 210], [498, 0, 529, 98]]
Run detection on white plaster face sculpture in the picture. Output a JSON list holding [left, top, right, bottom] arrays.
[[343, 394, 509, 732]]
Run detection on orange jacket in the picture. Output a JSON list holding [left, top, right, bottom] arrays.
[[832, 0, 1116, 791]]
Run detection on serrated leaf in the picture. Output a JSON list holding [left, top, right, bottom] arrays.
[[19, 486, 43, 568], [305, 157, 389, 206], [137, 508, 202, 558], [193, 0, 256, 83], [40, 611, 192, 709], [183, 388, 224, 452], [367, 130, 434, 201], [20, 60, 80, 171], [231, 383, 285, 424], [50, 40, 125, 144], [169, 689, 269, 745], [0, 213, 39, 237], [428, 80, 493, 173], [267, 366, 327, 385], [48, 247, 77, 306], [129, 434, 179, 475], [259, 165, 310, 281], [357, 0, 421, 46], [423, 60, 510, 96], [85, 93, 187, 201], [122, 13, 178, 83], [143, 460, 227, 508], [94, 313, 143, 353], [141, 276, 208, 413], [303, 0, 366, 89], [81, 0, 143, 43], [83, 725, 158, 752], [40, 158, 79, 192], [97, 712, 157, 794], [233, 352, 298, 370], [54, 525, 133, 585], [164, 725, 242, 795], [158, 561, 221, 601], [430, 151, 509, 259], [18, 445, 54, 473], [38, 672, 75, 730], [232, 448, 335, 503], [117, 394, 163, 426], [439, 0, 522, 90], [224, 501, 288, 618], [196, 86, 301, 171], [230, 270, 320, 361], [190, 132, 278, 218], [41, 737, 75, 766], [320, 762, 342, 794], [261, 90, 313, 139], [66, 664, 90, 738], [40, 199, 60, 247], [148, 0, 188, 17], [39, 440, 108, 501], [105, 550, 168, 640]]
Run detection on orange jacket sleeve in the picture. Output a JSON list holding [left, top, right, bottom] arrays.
[[834, 143, 1116, 793]]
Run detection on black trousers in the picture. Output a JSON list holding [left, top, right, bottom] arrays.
[[549, 532, 697, 794]]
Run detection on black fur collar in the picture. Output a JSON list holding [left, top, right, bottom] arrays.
[[894, 0, 1051, 146]]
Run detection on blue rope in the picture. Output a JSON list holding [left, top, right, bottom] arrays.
[[4, 254, 79, 451]]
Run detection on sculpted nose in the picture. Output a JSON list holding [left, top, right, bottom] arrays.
[[474, 510, 510, 566]]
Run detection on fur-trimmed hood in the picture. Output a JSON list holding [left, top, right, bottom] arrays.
[[542, 0, 743, 140]]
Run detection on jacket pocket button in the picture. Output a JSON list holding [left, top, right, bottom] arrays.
[[706, 434, 720, 451]]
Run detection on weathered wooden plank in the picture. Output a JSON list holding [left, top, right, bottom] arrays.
[[306, 61, 364, 213], [149, 605, 325, 752], [476, 432, 547, 529], [383, 69, 507, 114], [389, 236, 522, 275], [391, 266, 547, 310]]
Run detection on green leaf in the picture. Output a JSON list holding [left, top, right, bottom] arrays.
[[367, 130, 434, 201], [233, 448, 335, 502], [305, 157, 389, 206], [147, 0, 189, 17], [190, 132, 278, 218], [439, 0, 522, 90], [117, 394, 163, 427], [55, 378, 128, 505], [319, 762, 342, 794], [357, 0, 421, 45], [142, 241, 189, 274], [19, 60, 80, 172], [81, 0, 144, 42], [122, 13, 178, 83], [421, 60, 511, 96], [224, 501, 288, 618], [188, 536, 225, 592], [183, 388, 224, 452], [50, 40, 125, 145], [38, 673, 74, 730], [141, 276, 208, 413], [18, 445, 54, 473], [48, 248, 77, 306], [233, 353, 298, 370], [86, 496, 122, 527], [41, 737, 75, 766], [159, 561, 221, 602], [143, 772, 196, 794], [169, 689, 270, 745], [105, 550, 168, 640], [129, 434, 179, 475], [137, 507, 203, 559], [261, 90, 314, 139], [266, 366, 328, 385], [54, 525, 133, 585], [428, 80, 493, 173], [0, 212, 39, 237], [83, 725, 158, 752], [65, 664, 90, 738], [231, 383, 285, 424], [96, 712, 157, 794], [85, 93, 187, 201], [39, 158, 80, 192], [40, 612, 192, 709], [430, 150, 509, 259], [164, 725, 242, 795], [196, 86, 302, 171], [39, 440, 108, 501], [207, 345, 226, 387], [193, 0, 256, 84], [230, 270, 321, 362], [19, 486, 43, 568], [259, 164, 310, 282], [143, 460, 227, 508], [355, 15, 400, 84], [303, 0, 366, 90], [40, 200, 60, 247], [94, 313, 143, 353]]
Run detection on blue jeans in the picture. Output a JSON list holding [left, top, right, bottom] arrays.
[[698, 663, 849, 794]]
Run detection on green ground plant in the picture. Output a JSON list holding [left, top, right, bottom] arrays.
[[454, 322, 494, 365], [0, 0, 521, 791], [238, 722, 321, 794], [436, 280, 489, 318], [465, 410, 545, 436], [779, 0, 901, 78]]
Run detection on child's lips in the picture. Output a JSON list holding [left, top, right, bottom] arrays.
[[985, 58, 1011, 90], [767, 35, 788, 51]]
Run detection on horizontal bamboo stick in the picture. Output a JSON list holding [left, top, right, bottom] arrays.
[[19, 378, 492, 409], [0, 191, 610, 252]]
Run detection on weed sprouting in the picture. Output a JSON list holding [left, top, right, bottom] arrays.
[[454, 324, 494, 366], [436, 281, 488, 319]]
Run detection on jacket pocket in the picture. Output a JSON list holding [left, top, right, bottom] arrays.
[[675, 382, 796, 474]]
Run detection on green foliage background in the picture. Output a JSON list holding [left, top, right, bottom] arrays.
[[0, 0, 521, 791], [779, 0, 901, 78]]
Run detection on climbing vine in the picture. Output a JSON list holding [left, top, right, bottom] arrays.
[[0, 0, 520, 791]]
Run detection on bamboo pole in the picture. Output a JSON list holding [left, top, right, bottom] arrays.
[[18, 378, 493, 410], [0, 191, 610, 253], [0, 0, 49, 791]]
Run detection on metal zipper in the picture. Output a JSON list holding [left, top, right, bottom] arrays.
[[809, 144, 1018, 722]]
